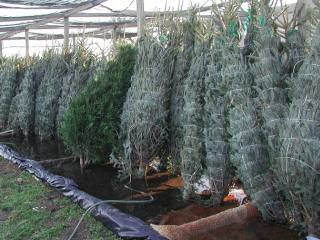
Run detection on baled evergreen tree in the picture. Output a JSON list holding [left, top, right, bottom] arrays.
[[56, 44, 95, 129], [169, 14, 196, 172], [203, 37, 232, 205], [0, 58, 20, 129], [224, 35, 282, 220], [120, 35, 176, 179], [35, 51, 67, 140], [9, 57, 46, 136], [277, 24, 320, 235], [180, 39, 209, 199], [250, 8, 287, 221]]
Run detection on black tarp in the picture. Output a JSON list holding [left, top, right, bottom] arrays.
[[0, 144, 167, 240]]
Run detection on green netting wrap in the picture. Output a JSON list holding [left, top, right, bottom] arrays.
[[8, 58, 46, 135], [250, 24, 287, 221], [203, 39, 231, 205], [285, 30, 305, 75], [56, 45, 95, 131], [277, 26, 320, 235], [224, 42, 280, 220], [0, 58, 20, 129], [180, 41, 208, 200], [169, 15, 196, 172], [35, 51, 68, 140], [120, 36, 175, 179]]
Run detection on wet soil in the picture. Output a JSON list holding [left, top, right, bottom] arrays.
[[0, 137, 302, 239], [0, 137, 187, 222]]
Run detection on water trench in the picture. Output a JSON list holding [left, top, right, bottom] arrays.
[[0, 136, 301, 239], [0, 136, 187, 223]]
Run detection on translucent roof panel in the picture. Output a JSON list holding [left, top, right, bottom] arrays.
[[0, 0, 91, 7], [0, 0, 301, 57]]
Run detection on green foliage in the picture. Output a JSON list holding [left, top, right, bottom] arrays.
[[223, 40, 278, 220], [250, 24, 287, 221], [285, 30, 305, 75], [169, 14, 196, 172], [277, 25, 320, 235], [56, 43, 96, 129], [0, 57, 23, 129], [8, 57, 46, 135], [203, 39, 231, 205], [35, 50, 68, 140], [119, 36, 176, 178], [60, 44, 137, 164], [180, 41, 209, 199]]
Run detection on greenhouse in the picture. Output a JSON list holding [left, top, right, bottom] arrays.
[[0, 0, 319, 240]]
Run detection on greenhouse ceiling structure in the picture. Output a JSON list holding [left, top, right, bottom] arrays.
[[0, 0, 306, 56]]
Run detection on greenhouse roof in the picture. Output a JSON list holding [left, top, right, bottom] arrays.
[[0, 0, 303, 56]]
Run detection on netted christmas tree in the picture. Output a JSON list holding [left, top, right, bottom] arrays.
[[180, 38, 209, 199], [56, 43, 95, 129], [169, 14, 196, 172], [203, 37, 232, 205], [249, 8, 287, 221], [0, 57, 21, 129], [35, 50, 67, 140], [8, 57, 46, 135], [276, 24, 320, 236], [119, 33, 176, 178], [223, 34, 282, 220]]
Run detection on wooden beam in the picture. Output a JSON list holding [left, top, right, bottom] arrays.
[[64, 17, 69, 51], [0, 12, 128, 22], [136, 0, 144, 39], [6, 32, 137, 41], [0, 5, 214, 22], [25, 29, 29, 57], [0, 0, 108, 41], [0, 19, 140, 32]]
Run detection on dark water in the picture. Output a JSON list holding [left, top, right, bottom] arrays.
[[0, 137, 301, 239], [0, 136, 186, 222]]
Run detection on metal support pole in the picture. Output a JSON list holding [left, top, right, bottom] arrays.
[[0, 41, 2, 57], [112, 26, 117, 46], [25, 29, 29, 57], [72, 34, 76, 50], [64, 17, 70, 52], [136, 0, 144, 39]]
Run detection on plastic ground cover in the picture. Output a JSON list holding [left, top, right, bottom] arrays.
[[0, 144, 167, 240]]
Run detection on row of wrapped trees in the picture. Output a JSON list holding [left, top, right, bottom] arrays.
[[0, 45, 95, 140], [116, 2, 319, 236]]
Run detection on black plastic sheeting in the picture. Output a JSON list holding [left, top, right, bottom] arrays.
[[0, 144, 167, 240]]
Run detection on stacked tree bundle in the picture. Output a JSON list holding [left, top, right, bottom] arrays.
[[35, 50, 68, 140], [250, 22, 287, 221], [203, 38, 231, 205], [223, 39, 279, 220], [120, 35, 176, 178], [56, 44, 95, 128], [8, 57, 46, 135], [277, 25, 320, 235], [169, 14, 196, 172], [180, 40, 209, 199], [0, 57, 24, 129]]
